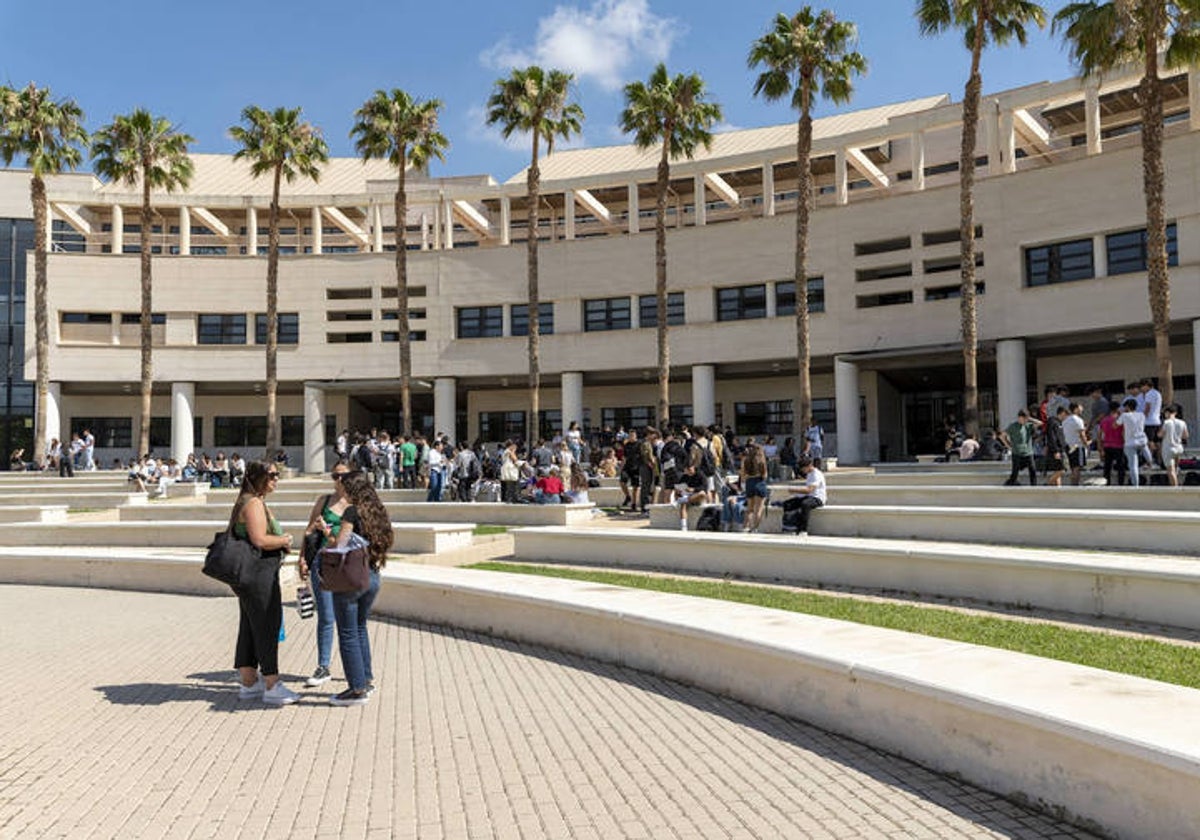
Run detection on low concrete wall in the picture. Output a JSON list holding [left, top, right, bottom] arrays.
[[826, 472, 1008, 486], [0, 493, 148, 508], [0, 505, 68, 523], [829, 485, 1200, 511], [120, 501, 596, 528]]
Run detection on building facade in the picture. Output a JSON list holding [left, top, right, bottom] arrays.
[[3, 65, 1199, 469]]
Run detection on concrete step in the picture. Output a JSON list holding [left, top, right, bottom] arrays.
[[826, 472, 1012, 486], [827, 484, 1200, 511], [0, 492, 148, 508], [0, 505, 68, 523], [119, 501, 597, 528]]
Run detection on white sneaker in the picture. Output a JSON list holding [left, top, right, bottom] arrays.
[[679, 520, 688, 531], [262, 681, 300, 705], [237, 675, 264, 700]]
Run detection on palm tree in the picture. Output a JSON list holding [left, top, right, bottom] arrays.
[[917, 0, 1046, 436], [92, 110, 194, 457], [486, 67, 583, 448], [1054, 1, 1199, 406], [620, 64, 722, 424], [749, 8, 866, 436], [230, 106, 328, 455], [351, 90, 448, 438], [0, 83, 88, 467]]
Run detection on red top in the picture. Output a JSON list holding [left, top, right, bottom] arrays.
[[1098, 414, 1123, 449], [537, 475, 564, 495]]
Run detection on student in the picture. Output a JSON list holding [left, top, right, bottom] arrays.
[[1060, 403, 1089, 486], [1098, 404, 1127, 487], [670, 463, 707, 531], [781, 454, 826, 535], [1160, 404, 1189, 487], [297, 461, 352, 689], [739, 442, 769, 532], [534, 466, 565, 504], [1043, 408, 1066, 487], [1001, 410, 1040, 486], [1116, 398, 1149, 489]]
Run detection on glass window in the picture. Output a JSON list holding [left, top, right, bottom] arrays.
[[510, 303, 555, 336], [478, 411, 526, 441], [857, 291, 914, 309], [149, 416, 171, 449], [638, 292, 685, 328], [1106, 223, 1178, 275], [456, 306, 503, 338], [280, 415, 304, 446], [120, 313, 166, 325], [734, 401, 793, 436], [925, 282, 986, 301], [327, 332, 372, 343], [61, 313, 112, 324], [1025, 238, 1094, 287], [70, 417, 132, 449], [381, 331, 427, 342], [213, 416, 268, 447], [775, 278, 825, 316], [255, 313, 299, 344], [601, 406, 654, 430], [716, 285, 767, 322], [197, 314, 247, 345], [583, 297, 631, 332]]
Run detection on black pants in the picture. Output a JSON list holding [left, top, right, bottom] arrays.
[[501, 479, 520, 503], [234, 575, 282, 677], [458, 477, 474, 502], [1007, 454, 1037, 486], [1103, 447, 1127, 486], [783, 496, 823, 533], [59, 456, 74, 477], [637, 465, 656, 511]]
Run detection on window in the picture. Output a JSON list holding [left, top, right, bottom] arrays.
[[381, 285, 426, 298], [325, 414, 338, 446], [120, 313, 166, 325], [70, 417, 132, 449], [734, 401, 793, 436], [381, 331, 427, 342], [857, 291, 914, 309], [255, 313, 299, 344], [775, 278, 825, 316], [510, 303, 555, 336], [478, 411, 526, 441], [537, 409, 561, 439], [638, 292, 685, 328], [327, 332, 372, 343], [922, 226, 982, 246], [855, 264, 912, 282], [925, 283, 986, 301], [61, 313, 112, 324], [382, 309, 426, 320], [854, 236, 910, 257], [584, 297, 631, 332], [923, 254, 983, 275], [716, 284, 767, 322], [150, 417, 171, 449], [601, 406, 654, 430], [326, 288, 372, 300], [280, 416, 304, 446], [456, 306, 502, 339], [326, 311, 372, 322], [214, 416, 267, 447], [1106, 223, 1178, 275], [197, 314, 247, 345], [1025, 238, 1094, 287]]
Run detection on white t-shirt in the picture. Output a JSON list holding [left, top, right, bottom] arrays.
[[1116, 410, 1148, 446], [1143, 388, 1163, 426], [1062, 414, 1086, 448], [804, 467, 827, 504], [1161, 417, 1188, 454]]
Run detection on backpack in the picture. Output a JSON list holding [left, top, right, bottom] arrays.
[[354, 445, 373, 472], [696, 507, 721, 532], [716, 435, 733, 470], [1183, 471, 1200, 486], [467, 454, 481, 481], [698, 443, 716, 478]]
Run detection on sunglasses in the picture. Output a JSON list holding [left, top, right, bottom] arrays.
[[267, 472, 280, 479], [331, 472, 347, 481]]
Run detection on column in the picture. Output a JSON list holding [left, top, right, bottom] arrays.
[[693, 174, 707, 226], [834, 148, 848, 206], [765, 284, 777, 319], [45, 382, 62, 448], [420, 211, 430, 250], [1085, 80, 1103, 155], [761, 162, 775, 217], [442, 199, 454, 250], [1190, 68, 1200, 132], [564, 190, 576, 240], [311, 206, 322, 255], [627, 183, 639, 234], [111, 204, 124, 253], [910, 132, 926, 191], [561, 372, 584, 430], [630, 294, 641, 330], [985, 100, 1003, 176], [171, 382, 195, 463], [691, 364, 715, 427], [1193, 320, 1200, 427], [434, 377, 456, 441], [834, 358, 861, 466], [372, 204, 384, 252], [999, 111, 1016, 174], [996, 338, 1028, 426], [178, 207, 191, 255], [246, 207, 258, 255], [304, 383, 326, 474], [1094, 233, 1109, 278], [500, 195, 511, 246]]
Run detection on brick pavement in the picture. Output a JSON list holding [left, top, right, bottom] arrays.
[[2, 584, 1098, 840]]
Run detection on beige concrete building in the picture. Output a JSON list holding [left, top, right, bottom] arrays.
[[3, 63, 1199, 468]]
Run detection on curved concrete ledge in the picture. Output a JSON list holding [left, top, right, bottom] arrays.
[[2, 550, 1192, 838], [119, 501, 597, 527], [514, 526, 1200, 631], [828, 484, 1200, 512], [828, 472, 1013, 486]]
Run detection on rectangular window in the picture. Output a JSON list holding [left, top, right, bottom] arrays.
[[638, 292, 685, 328], [456, 305, 503, 338], [1106, 223, 1178, 275], [213, 416, 267, 447], [326, 288, 373, 300], [197, 314, 247, 345], [854, 236, 911, 257], [925, 282, 986, 301], [149, 416, 171, 449], [326, 311, 372, 322], [381, 286, 426, 298], [61, 313, 112, 325], [601, 406, 654, 430], [775, 277, 825, 316], [70, 417, 132, 449], [252, 313, 299, 344], [715, 284, 767, 322], [921, 226, 983, 246], [327, 332, 372, 343], [583, 297, 631, 332], [734, 401, 793, 436], [857, 291, 914, 309], [120, 313, 166, 325], [1025, 238, 1094, 287], [855, 264, 912, 282], [381, 331, 426, 342], [510, 303, 555, 336], [280, 415, 304, 446], [923, 254, 983, 275], [478, 411, 526, 441]]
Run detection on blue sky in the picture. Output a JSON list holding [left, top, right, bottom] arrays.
[[2, 0, 1081, 182]]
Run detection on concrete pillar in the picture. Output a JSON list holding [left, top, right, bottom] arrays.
[[834, 357, 862, 466], [630, 294, 641, 330], [434, 377, 456, 441], [45, 382, 62, 447], [627, 183, 639, 234], [1085, 80, 1103, 155], [171, 382, 195, 463], [372, 204, 384, 253], [500, 195, 511, 246], [442, 199, 454, 250], [985, 100, 1002, 176], [311, 206, 322, 255], [111, 204, 124, 253], [1193, 320, 1200, 425], [304, 383, 326, 474], [178, 207, 191, 255], [761, 163, 775, 216], [246, 207, 258, 255], [834, 148, 849, 205], [692, 364, 716, 427], [910, 132, 926, 191], [1191, 68, 1200, 132], [996, 338, 1028, 425], [420, 211, 430, 250], [564, 190, 576, 240], [765, 283, 777, 319], [561, 372, 584, 430], [693, 174, 706, 226], [1094, 233, 1109, 278], [999, 111, 1016, 174]]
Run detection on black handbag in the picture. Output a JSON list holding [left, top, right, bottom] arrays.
[[202, 528, 261, 588]]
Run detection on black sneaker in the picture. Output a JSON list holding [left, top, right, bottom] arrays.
[[329, 688, 368, 707], [305, 666, 331, 687]]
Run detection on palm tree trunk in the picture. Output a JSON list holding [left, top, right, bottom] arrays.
[[31, 175, 48, 469], [655, 138, 671, 426], [1141, 33, 1173, 405], [396, 143, 412, 437], [138, 176, 153, 457], [958, 22, 985, 440], [264, 164, 282, 457], [527, 133, 541, 448], [795, 94, 813, 436]]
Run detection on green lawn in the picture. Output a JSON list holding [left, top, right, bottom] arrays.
[[469, 562, 1200, 689], [472, 525, 510, 536]]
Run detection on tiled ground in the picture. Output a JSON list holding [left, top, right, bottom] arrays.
[[2, 585, 1098, 839]]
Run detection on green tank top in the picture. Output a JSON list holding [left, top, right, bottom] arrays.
[[233, 514, 282, 538], [320, 504, 344, 543]]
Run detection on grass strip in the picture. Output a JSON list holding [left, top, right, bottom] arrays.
[[469, 562, 1200, 690], [472, 525, 509, 536]]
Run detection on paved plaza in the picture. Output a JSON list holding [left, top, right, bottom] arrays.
[[3, 585, 1097, 840]]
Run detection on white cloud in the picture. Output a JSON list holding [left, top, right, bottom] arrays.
[[481, 0, 678, 91]]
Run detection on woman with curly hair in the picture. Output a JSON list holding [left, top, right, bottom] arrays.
[[327, 470, 394, 706]]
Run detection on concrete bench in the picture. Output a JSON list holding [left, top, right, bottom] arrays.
[[120, 501, 596, 528], [0, 520, 474, 554], [826, 471, 1011, 486], [873, 461, 1013, 474], [0, 493, 148, 509], [825, 484, 1200, 512], [0, 505, 69, 523]]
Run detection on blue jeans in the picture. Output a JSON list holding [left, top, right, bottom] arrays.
[[426, 469, 443, 502], [1124, 445, 1142, 488], [309, 556, 335, 668], [332, 569, 380, 692]]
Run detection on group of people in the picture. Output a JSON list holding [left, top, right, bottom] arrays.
[[228, 459, 395, 707], [12, 428, 97, 474]]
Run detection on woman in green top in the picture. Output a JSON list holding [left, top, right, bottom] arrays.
[[232, 460, 296, 705], [297, 460, 352, 687]]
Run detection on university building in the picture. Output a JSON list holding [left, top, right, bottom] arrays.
[[1, 63, 1198, 469]]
